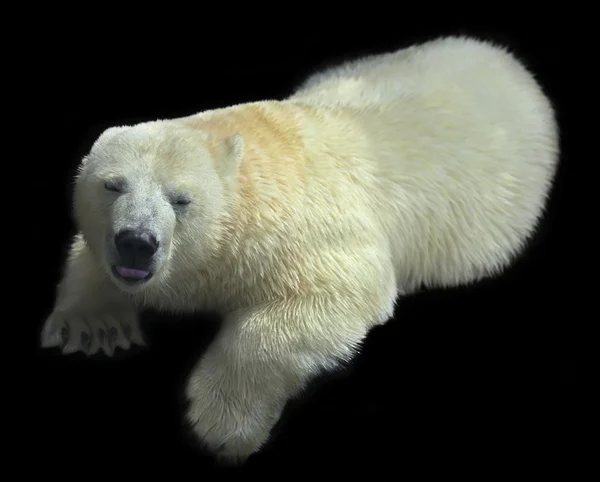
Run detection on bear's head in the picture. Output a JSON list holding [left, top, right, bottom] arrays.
[[73, 121, 244, 293]]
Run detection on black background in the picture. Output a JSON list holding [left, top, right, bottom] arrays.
[[21, 13, 584, 477]]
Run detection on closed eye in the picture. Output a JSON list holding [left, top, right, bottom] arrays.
[[104, 180, 125, 192], [172, 196, 191, 207]]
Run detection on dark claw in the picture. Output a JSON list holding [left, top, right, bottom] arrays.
[[109, 327, 118, 346], [122, 324, 132, 340], [97, 329, 106, 344], [80, 332, 91, 351], [60, 325, 70, 349]]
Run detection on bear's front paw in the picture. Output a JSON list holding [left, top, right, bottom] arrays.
[[185, 368, 283, 465], [40, 308, 145, 356]]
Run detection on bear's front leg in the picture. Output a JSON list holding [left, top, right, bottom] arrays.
[[40, 234, 145, 356], [185, 295, 390, 465]]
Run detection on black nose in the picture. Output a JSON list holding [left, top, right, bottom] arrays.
[[114, 229, 158, 269]]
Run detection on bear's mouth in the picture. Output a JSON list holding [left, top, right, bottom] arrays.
[[112, 265, 154, 285]]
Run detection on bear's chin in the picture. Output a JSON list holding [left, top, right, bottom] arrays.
[[111, 265, 154, 287]]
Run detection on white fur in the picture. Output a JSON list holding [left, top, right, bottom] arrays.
[[41, 36, 558, 464]]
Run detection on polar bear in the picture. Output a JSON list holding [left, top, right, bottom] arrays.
[[40, 36, 559, 464]]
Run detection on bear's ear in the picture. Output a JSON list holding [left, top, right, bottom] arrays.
[[216, 133, 244, 178], [78, 155, 89, 170], [100, 125, 129, 140], [103, 125, 130, 139], [225, 133, 244, 165]]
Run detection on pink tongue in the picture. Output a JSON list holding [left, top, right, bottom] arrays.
[[116, 266, 149, 279]]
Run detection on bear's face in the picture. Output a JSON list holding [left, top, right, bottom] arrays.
[[73, 122, 244, 293]]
